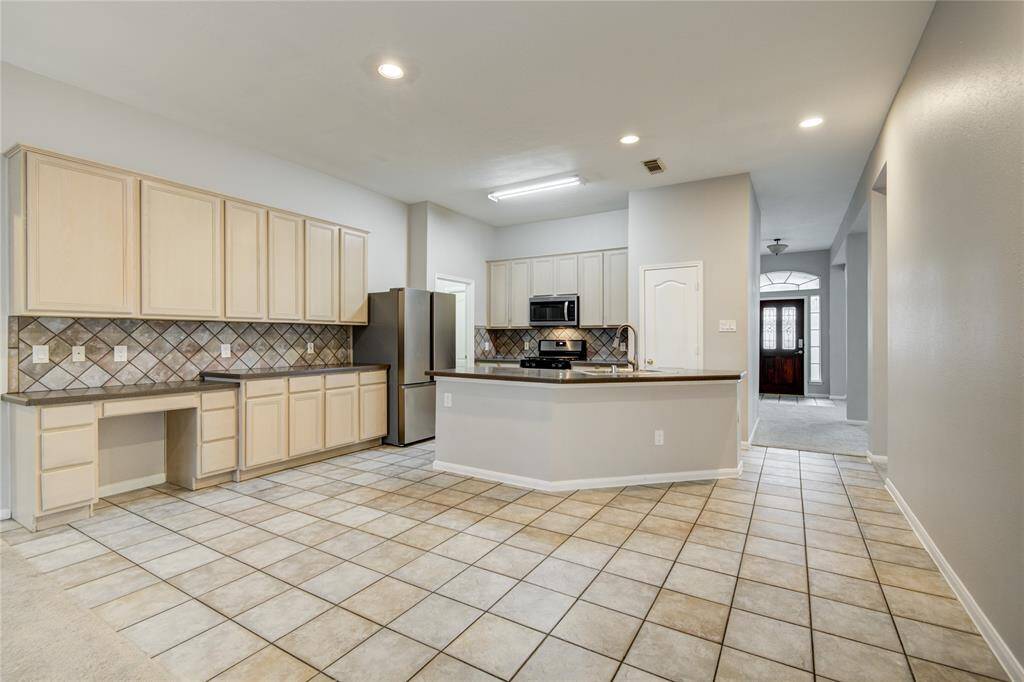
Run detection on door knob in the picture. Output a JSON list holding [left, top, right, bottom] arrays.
[[646, 359, 654, 365]]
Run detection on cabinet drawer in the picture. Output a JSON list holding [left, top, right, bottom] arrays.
[[40, 465, 95, 512], [201, 390, 236, 411], [40, 426, 96, 470], [201, 438, 237, 475], [289, 375, 323, 393], [103, 393, 197, 417], [40, 404, 95, 430], [324, 372, 358, 389], [246, 378, 286, 398], [202, 409, 236, 443], [359, 370, 387, 386]]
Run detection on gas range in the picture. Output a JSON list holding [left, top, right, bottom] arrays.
[[518, 339, 587, 370], [519, 356, 573, 370]]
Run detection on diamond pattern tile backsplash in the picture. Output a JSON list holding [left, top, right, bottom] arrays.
[[473, 326, 627, 362], [8, 317, 351, 393]]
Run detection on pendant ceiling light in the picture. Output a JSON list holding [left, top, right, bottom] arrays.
[[767, 238, 789, 256]]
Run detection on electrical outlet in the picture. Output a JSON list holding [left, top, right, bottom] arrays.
[[113, 345, 128, 362], [654, 429, 665, 446], [220, 343, 231, 358], [31, 345, 49, 364], [484, 340, 491, 351], [72, 345, 86, 362], [718, 320, 737, 332], [306, 342, 314, 354], [619, 341, 627, 351], [443, 392, 452, 408]]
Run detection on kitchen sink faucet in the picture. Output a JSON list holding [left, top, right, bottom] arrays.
[[614, 324, 639, 372]]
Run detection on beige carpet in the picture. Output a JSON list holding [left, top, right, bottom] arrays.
[[752, 399, 869, 455], [1, 539, 173, 682]]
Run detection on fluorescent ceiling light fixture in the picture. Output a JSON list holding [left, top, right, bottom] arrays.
[[619, 134, 640, 144], [799, 116, 824, 128], [377, 63, 404, 79], [488, 175, 583, 202]]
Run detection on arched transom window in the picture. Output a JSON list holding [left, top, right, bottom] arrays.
[[760, 271, 820, 292]]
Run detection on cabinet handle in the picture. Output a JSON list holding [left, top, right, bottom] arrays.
[[646, 358, 654, 365]]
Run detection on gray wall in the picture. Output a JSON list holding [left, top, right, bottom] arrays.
[[759, 249, 832, 395], [844, 232, 869, 421], [832, 1, 1023, 665], [828, 265, 847, 398]]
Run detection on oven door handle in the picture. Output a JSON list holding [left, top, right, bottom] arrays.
[[564, 301, 569, 321]]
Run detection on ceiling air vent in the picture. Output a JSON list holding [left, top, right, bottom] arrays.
[[642, 158, 665, 174]]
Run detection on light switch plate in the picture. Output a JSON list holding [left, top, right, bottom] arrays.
[[718, 320, 737, 332], [654, 429, 665, 446], [72, 346, 86, 362], [443, 392, 452, 408], [306, 342, 314, 354], [220, 343, 232, 358], [31, 345, 49, 364], [523, 340, 530, 351], [113, 345, 128, 362], [619, 342, 627, 351]]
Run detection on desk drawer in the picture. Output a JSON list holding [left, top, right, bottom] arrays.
[[325, 373, 358, 389], [40, 464, 95, 512], [40, 426, 96, 470], [289, 375, 324, 393], [103, 393, 198, 418], [246, 379, 286, 398], [201, 390, 236, 411], [202, 409, 237, 443], [359, 370, 387, 386], [40, 404, 96, 430], [201, 438, 237, 475]]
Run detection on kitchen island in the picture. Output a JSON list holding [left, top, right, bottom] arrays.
[[426, 364, 746, 491]]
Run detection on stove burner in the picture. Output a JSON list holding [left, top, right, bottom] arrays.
[[519, 356, 573, 370]]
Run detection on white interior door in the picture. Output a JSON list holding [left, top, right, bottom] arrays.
[[641, 263, 702, 369], [435, 275, 473, 368]]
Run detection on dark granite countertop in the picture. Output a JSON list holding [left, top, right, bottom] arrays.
[[1, 380, 239, 407], [428, 365, 745, 384], [200, 363, 389, 380], [474, 357, 628, 367]]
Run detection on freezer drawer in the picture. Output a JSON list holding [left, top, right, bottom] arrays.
[[399, 382, 436, 445]]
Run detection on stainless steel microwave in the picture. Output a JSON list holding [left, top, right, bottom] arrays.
[[529, 295, 579, 327]]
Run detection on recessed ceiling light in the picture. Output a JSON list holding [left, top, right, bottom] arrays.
[[799, 116, 824, 128], [620, 134, 640, 145], [488, 175, 584, 202], [377, 63, 404, 80]]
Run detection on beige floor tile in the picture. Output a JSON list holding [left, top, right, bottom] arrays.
[[276, 606, 379, 669], [532, 511, 586, 535], [716, 646, 813, 681], [732, 579, 809, 626], [808, 569, 887, 612], [298, 561, 383, 603], [507, 526, 571, 554], [156, 620, 266, 680], [748, 519, 806, 545], [264, 548, 341, 585], [678, 543, 742, 575], [330, 504, 387, 528], [515, 637, 619, 682], [168, 556, 255, 596], [806, 547, 874, 581], [865, 539, 935, 570], [204, 526, 275, 555], [360, 513, 421, 539], [284, 519, 348, 546], [316, 528, 385, 559], [812, 630, 913, 682], [525, 556, 598, 597], [121, 599, 225, 655], [179, 516, 247, 543], [811, 595, 902, 651], [739, 554, 807, 593], [235, 587, 331, 641], [438, 566, 517, 609], [429, 508, 486, 531], [553, 600, 642, 659], [341, 576, 429, 624], [67, 566, 161, 608], [517, 491, 564, 511], [93, 581, 191, 630], [624, 622, 721, 681], [232, 537, 305, 569], [581, 571, 659, 618], [552, 537, 618, 569], [894, 617, 1007, 680], [11, 527, 88, 557], [907, 656, 1002, 682], [724, 609, 812, 671], [391, 593, 483, 648], [326, 628, 436, 682], [873, 561, 955, 598], [465, 517, 526, 543], [117, 532, 195, 564], [882, 584, 976, 633], [637, 515, 694, 540], [215, 645, 317, 681], [476, 544, 546, 579], [93, 522, 173, 551], [459, 495, 510, 515], [412, 653, 500, 681], [592, 506, 646, 529], [490, 581, 575, 632], [698, 510, 750, 534], [647, 588, 730, 642], [351, 539, 425, 572], [859, 523, 922, 548], [432, 533, 499, 564], [573, 520, 632, 547], [392, 552, 468, 590], [27, 540, 108, 573], [804, 528, 868, 557], [445, 613, 545, 680], [46, 551, 133, 588], [686, 525, 746, 553], [604, 548, 673, 585], [614, 664, 665, 681], [664, 562, 737, 605], [491, 503, 544, 525], [199, 570, 291, 617], [393, 523, 458, 550], [745, 536, 806, 566]]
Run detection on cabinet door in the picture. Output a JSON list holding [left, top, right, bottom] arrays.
[[578, 252, 604, 327], [603, 249, 629, 326], [289, 390, 325, 457], [509, 260, 532, 327], [359, 383, 387, 440], [488, 262, 509, 328], [224, 201, 267, 320], [305, 220, 338, 322], [268, 211, 304, 321], [325, 386, 359, 448], [530, 257, 555, 296], [22, 152, 139, 316], [339, 227, 368, 324], [244, 394, 287, 467], [556, 254, 579, 294], [141, 180, 223, 318]]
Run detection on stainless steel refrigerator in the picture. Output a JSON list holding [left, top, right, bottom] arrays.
[[352, 288, 456, 446]]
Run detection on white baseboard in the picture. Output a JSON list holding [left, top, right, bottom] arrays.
[[885, 479, 1021, 681], [846, 418, 868, 425], [98, 473, 166, 499], [828, 394, 847, 400], [866, 450, 888, 466], [0, 508, 10, 521], [432, 460, 743, 493]]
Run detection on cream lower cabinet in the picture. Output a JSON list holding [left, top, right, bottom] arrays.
[[288, 376, 325, 457], [359, 372, 388, 440], [244, 380, 288, 468], [325, 374, 359, 448]]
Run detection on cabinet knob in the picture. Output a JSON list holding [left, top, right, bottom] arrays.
[[646, 359, 654, 365]]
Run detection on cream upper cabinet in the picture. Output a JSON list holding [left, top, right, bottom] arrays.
[[509, 260, 532, 327], [531, 257, 555, 296], [15, 151, 140, 316], [488, 261, 510, 328], [141, 181, 223, 319], [325, 385, 359, 448], [339, 227, 369, 324], [556, 254, 579, 294], [603, 249, 629, 326], [305, 220, 338, 322], [359, 382, 388, 440], [224, 200, 267, 320], [578, 251, 605, 327], [268, 211, 304, 321]]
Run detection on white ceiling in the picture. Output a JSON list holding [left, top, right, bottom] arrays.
[[2, 1, 931, 252]]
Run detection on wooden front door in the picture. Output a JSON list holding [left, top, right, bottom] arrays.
[[760, 299, 804, 395]]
